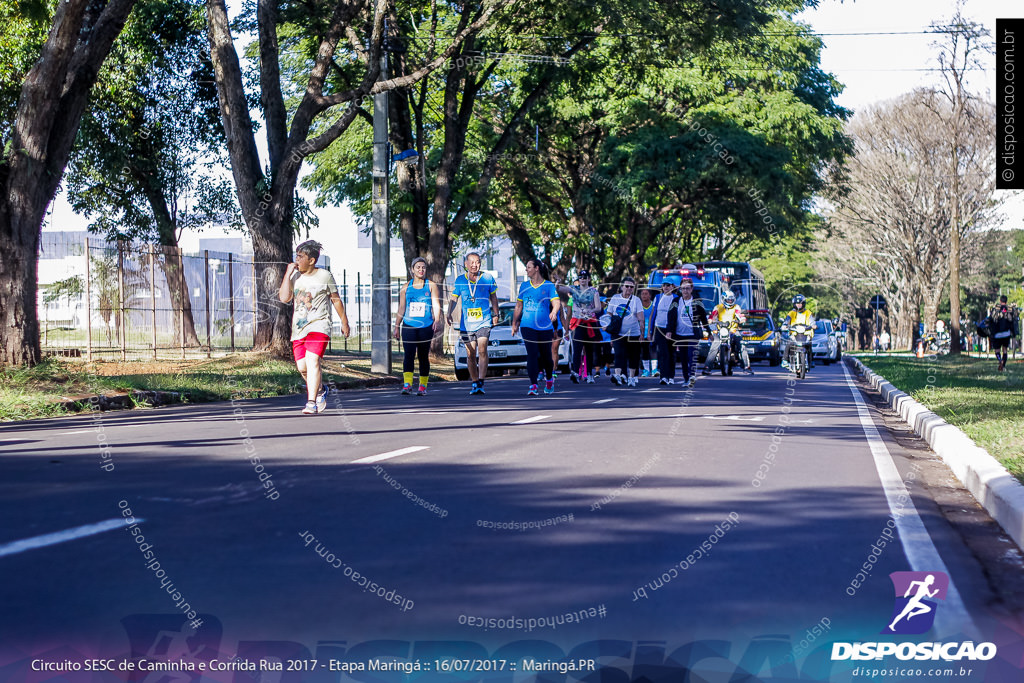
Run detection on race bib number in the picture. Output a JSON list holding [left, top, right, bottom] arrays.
[[524, 299, 539, 313], [408, 302, 427, 318], [466, 307, 484, 322]]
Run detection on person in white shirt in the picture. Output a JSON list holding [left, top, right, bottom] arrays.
[[606, 277, 646, 386], [652, 280, 678, 384], [664, 277, 710, 387], [278, 240, 350, 414]]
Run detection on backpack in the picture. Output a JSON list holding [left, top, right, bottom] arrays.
[[601, 296, 633, 336]]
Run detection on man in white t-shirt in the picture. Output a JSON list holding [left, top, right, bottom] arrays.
[[279, 240, 350, 414]]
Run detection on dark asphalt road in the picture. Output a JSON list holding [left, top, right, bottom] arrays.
[[2, 362, 1022, 682]]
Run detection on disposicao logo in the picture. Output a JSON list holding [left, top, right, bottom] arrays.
[[831, 570, 998, 663], [883, 571, 948, 635]]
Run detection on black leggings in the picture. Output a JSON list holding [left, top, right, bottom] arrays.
[[614, 336, 642, 374], [521, 327, 554, 384], [655, 329, 675, 379], [571, 320, 600, 375], [401, 325, 432, 376]]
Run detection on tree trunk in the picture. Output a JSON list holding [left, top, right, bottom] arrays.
[[159, 247, 202, 348], [251, 222, 294, 358], [0, 0, 137, 366], [949, 154, 962, 354], [142, 179, 201, 347], [0, 208, 41, 365]]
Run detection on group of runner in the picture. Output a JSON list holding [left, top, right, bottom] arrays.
[[279, 243, 758, 412], [414, 254, 756, 396]]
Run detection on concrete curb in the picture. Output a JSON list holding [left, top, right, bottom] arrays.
[[845, 355, 1024, 552], [56, 377, 400, 414], [59, 390, 182, 412]]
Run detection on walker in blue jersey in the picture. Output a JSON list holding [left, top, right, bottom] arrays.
[[394, 258, 441, 395], [511, 260, 561, 396], [445, 252, 500, 395]]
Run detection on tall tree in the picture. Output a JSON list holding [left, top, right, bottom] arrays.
[[66, 0, 238, 348], [821, 90, 998, 349], [304, 1, 826, 305], [204, 0, 512, 356], [478, 8, 850, 283], [0, 0, 139, 366], [930, 6, 992, 354]]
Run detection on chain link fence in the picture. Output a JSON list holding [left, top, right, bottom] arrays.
[[37, 233, 409, 360]]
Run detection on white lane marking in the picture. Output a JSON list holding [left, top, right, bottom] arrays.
[[346, 398, 368, 402], [592, 398, 616, 404], [61, 430, 96, 436], [642, 388, 661, 393], [702, 415, 766, 422], [511, 415, 550, 425], [396, 411, 450, 415], [0, 518, 142, 558], [841, 363, 978, 638], [350, 446, 430, 465]]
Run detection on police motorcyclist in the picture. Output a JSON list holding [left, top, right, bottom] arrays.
[[701, 291, 754, 376], [781, 294, 816, 369]]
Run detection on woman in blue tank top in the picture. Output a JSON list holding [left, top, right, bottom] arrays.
[[393, 258, 442, 395]]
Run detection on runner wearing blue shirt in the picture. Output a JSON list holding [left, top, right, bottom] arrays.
[[393, 257, 442, 395], [511, 260, 561, 396], [446, 252, 500, 395]]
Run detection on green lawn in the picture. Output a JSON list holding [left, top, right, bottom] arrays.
[[856, 354, 1024, 483], [0, 353, 423, 421]]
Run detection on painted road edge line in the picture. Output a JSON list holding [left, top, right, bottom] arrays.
[[0, 518, 143, 559], [841, 362, 978, 639], [351, 446, 430, 465], [511, 415, 550, 425], [846, 355, 1024, 553]]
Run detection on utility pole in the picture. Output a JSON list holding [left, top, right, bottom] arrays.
[[371, 38, 391, 374]]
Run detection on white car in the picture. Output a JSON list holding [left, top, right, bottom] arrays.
[[453, 302, 572, 381], [811, 319, 840, 364]]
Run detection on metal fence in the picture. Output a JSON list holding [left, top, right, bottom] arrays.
[[37, 233, 408, 360]]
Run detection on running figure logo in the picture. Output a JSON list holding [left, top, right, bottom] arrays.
[[883, 571, 949, 634]]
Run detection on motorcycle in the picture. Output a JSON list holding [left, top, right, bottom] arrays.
[[783, 323, 812, 380], [707, 321, 741, 376]]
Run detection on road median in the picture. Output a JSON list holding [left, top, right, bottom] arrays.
[[846, 354, 1024, 552]]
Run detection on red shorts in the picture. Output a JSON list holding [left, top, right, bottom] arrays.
[[292, 332, 330, 361]]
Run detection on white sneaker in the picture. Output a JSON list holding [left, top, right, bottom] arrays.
[[629, 377, 638, 387], [586, 376, 596, 384], [665, 378, 675, 385]]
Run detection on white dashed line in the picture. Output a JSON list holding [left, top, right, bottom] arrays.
[[350, 446, 430, 464], [0, 518, 142, 558], [592, 398, 616, 404], [511, 415, 550, 425]]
